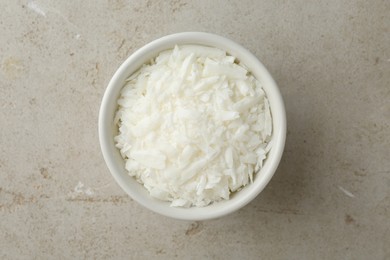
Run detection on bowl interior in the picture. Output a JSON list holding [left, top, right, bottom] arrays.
[[99, 32, 286, 220]]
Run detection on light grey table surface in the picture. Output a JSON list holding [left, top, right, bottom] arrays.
[[1, 1, 389, 259]]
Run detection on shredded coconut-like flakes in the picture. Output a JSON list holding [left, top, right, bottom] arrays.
[[115, 45, 273, 207]]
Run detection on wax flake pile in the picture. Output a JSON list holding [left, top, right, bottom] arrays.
[[115, 45, 272, 207]]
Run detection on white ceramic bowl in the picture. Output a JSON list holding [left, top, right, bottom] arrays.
[[99, 32, 286, 220]]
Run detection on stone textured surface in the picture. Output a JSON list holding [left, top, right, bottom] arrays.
[[1, 0, 389, 259]]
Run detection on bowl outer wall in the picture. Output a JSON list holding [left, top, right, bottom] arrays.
[[99, 32, 286, 220]]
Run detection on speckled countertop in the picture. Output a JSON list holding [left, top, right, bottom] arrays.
[[1, 1, 389, 259]]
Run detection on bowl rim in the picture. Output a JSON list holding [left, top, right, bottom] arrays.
[[99, 32, 286, 220]]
